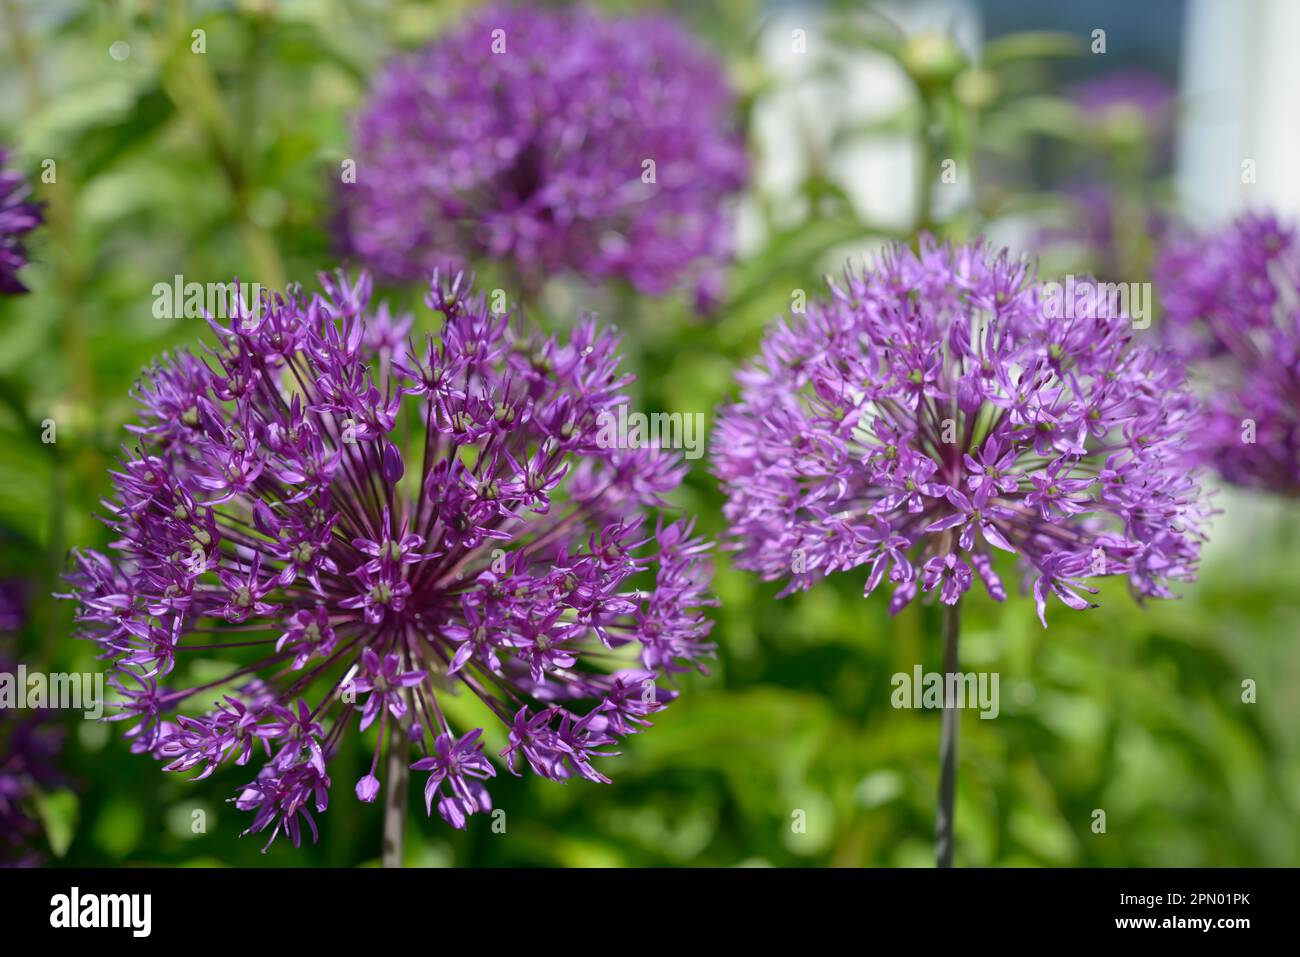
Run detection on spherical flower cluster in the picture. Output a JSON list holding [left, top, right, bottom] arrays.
[[65, 270, 714, 849], [1070, 69, 1176, 141], [0, 706, 63, 867], [1037, 182, 1168, 281], [713, 238, 1208, 625], [1034, 72, 1175, 279], [338, 3, 746, 303], [0, 580, 24, 632], [1156, 213, 1300, 495], [1, 617, 65, 867], [0, 149, 42, 294]]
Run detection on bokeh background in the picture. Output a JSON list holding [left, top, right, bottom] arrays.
[[1, 0, 1297, 866]]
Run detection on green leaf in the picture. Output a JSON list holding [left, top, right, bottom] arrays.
[[93, 797, 146, 859], [982, 31, 1083, 68], [34, 788, 80, 859]]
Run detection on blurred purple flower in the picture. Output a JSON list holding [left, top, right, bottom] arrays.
[[0, 149, 42, 294], [1036, 183, 1169, 280], [712, 237, 1209, 626], [338, 3, 746, 303], [1156, 212, 1300, 495], [1, 625, 64, 866], [1070, 69, 1176, 135], [64, 270, 715, 848], [0, 581, 26, 633], [0, 715, 63, 867], [1033, 71, 1177, 278]]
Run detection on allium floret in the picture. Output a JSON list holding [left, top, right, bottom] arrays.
[[0, 149, 42, 295]]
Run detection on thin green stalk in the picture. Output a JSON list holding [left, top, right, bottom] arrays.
[[936, 599, 960, 867], [916, 96, 935, 234], [381, 716, 409, 868]]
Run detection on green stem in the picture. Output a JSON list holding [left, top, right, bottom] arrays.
[[936, 599, 960, 867], [2, 0, 44, 110], [916, 96, 935, 234], [381, 717, 408, 868]]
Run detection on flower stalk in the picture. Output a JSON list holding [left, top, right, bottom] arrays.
[[936, 599, 960, 868], [382, 715, 408, 868]]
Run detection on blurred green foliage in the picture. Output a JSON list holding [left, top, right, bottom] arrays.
[[0, 0, 1295, 867]]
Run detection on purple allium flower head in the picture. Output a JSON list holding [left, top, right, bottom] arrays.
[[338, 3, 746, 302], [1031, 72, 1176, 279], [1, 623, 64, 867], [1036, 182, 1169, 281], [712, 238, 1209, 626], [1070, 69, 1176, 136], [0, 580, 26, 632], [63, 270, 715, 848], [1156, 212, 1300, 495], [0, 703, 64, 867], [0, 150, 42, 295]]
